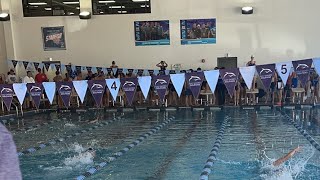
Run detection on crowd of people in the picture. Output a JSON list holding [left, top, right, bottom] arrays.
[[0, 58, 318, 110], [138, 21, 169, 41], [186, 22, 216, 39]]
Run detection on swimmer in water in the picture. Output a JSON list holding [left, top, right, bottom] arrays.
[[273, 146, 301, 167], [85, 148, 96, 158]]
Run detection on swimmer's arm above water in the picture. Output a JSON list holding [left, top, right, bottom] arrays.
[[273, 146, 301, 166]]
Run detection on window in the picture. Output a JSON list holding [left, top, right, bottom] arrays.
[[22, 0, 80, 17], [92, 0, 151, 15]]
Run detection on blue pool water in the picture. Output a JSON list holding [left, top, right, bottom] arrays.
[[4, 107, 320, 179]]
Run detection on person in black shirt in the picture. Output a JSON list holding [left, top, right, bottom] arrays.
[[156, 61, 168, 71], [247, 56, 256, 66]]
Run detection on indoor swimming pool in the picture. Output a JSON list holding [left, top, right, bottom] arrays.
[[2, 107, 320, 180]]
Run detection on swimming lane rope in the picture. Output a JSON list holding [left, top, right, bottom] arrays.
[[199, 116, 230, 180], [17, 114, 126, 157], [75, 116, 175, 180], [280, 110, 320, 152]]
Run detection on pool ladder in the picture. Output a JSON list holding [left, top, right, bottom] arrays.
[[1, 98, 23, 117]]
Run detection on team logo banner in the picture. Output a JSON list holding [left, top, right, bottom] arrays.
[[42, 26, 66, 51], [12, 83, 27, 106], [43, 82, 56, 104], [170, 73, 185, 97], [220, 68, 239, 97], [292, 59, 313, 87], [88, 80, 106, 107], [313, 58, 320, 75], [27, 83, 43, 109], [121, 78, 138, 106], [239, 66, 256, 89], [256, 64, 275, 90], [73, 80, 88, 104], [186, 72, 204, 98], [138, 76, 151, 99], [106, 78, 121, 101], [276, 61, 293, 86], [56, 82, 73, 107], [0, 84, 14, 111], [152, 75, 170, 101], [204, 70, 219, 93]]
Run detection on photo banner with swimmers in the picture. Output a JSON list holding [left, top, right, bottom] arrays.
[[27, 83, 43, 109], [88, 80, 106, 107], [134, 20, 170, 46], [220, 68, 239, 97], [152, 75, 170, 102], [56, 81, 73, 107], [186, 71, 205, 99], [256, 64, 276, 90], [0, 84, 14, 111], [121, 77, 138, 106], [292, 59, 313, 87], [180, 18, 216, 45]]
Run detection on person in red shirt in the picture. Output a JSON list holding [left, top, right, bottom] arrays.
[[35, 68, 48, 83]]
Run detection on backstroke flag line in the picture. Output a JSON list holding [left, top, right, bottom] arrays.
[[138, 76, 151, 99], [204, 70, 219, 93], [12, 83, 27, 105], [170, 73, 185, 97], [73, 80, 88, 104], [276, 61, 293, 87], [43, 82, 56, 104], [239, 66, 255, 90], [106, 78, 121, 101]]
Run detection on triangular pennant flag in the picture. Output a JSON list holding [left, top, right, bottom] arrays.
[[71, 65, 76, 72], [106, 78, 121, 101], [13, 83, 27, 105], [23, 61, 29, 70], [220, 68, 240, 97], [137, 69, 144, 76], [239, 66, 256, 89], [165, 70, 170, 75], [112, 68, 117, 75], [0, 84, 14, 111], [55, 64, 61, 71], [50, 64, 55, 71], [107, 68, 112, 74], [60, 64, 66, 73], [27, 83, 43, 109], [43, 82, 56, 105], [91, 67, 97, 74], [169, 70, 176, 74], [44, 63, 50, 71], [204, 70, 220, 93], [75, 66, 81, 72], [34, 62, 40, 70], [276, 61, 293, 87], [12, 60, 18, 68], [185, 72, 205, 98], [97, 67, 102, 72], [292, 59, 313, 87], [82, 66, 86, 71], [65, 65, 72, 72], [313, 58, 320, 75], [154, 70, 159, 76], [86, 66, 92, 72], [138, 76, 151, 99], [121, 77, 138, 106], [73, 80, 88, 104], [56, 81, 74, 107], [128, 69, 134, 74], [148, 70, 154, 76], [170, 73, 185, 97], [256, 64, 276, 90], [117, 68, 123, 75], [88, 80, 106, 107], [38, 63, 44, 70], [152, 75, 170, 101], [133, 69, 138, 75], [123, 68, 128, 74]]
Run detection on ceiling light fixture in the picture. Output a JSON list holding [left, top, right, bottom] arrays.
[[99, 0, 115, 3], [63, 1, 80, 5], [109, 6, 125, 9], [242, 6, 253, 14], [79, 11, 91, 19], [118, 11, 127, 13], [0, 12, 10, 21], [132, 0, 149, 2], [45, 8, 52, 11], [28, 2, 47, 5]]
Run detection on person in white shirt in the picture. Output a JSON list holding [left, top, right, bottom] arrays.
[[6, 69, 17, 84], [23, 71, 35, 109], [23, 71, 35, 84]]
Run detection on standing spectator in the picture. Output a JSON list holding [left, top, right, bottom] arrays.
[[110, 61, 118, 68], [64, 73, 72, 82], [6, 69, 17, 84], [35, 68, 48, 83], [85, 70, 95, 80], [23, 71, 35, 84], [247, 56, 256, 66], [53, 71, 64, 108], [156, 61, 168, 71]]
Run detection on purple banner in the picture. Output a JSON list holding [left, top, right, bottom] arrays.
[[152, 75, 170, 101], [56, 81, 73, 107], [27, 83, 43, 109], [121, 77, 138, 106], [256, 64, 275, 90], [88, 80, 106, 107], [185, 72, 204, 98], [0, 84, 14, 111], [292, 59, 313, 87], [220, 68, 240, 97]]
